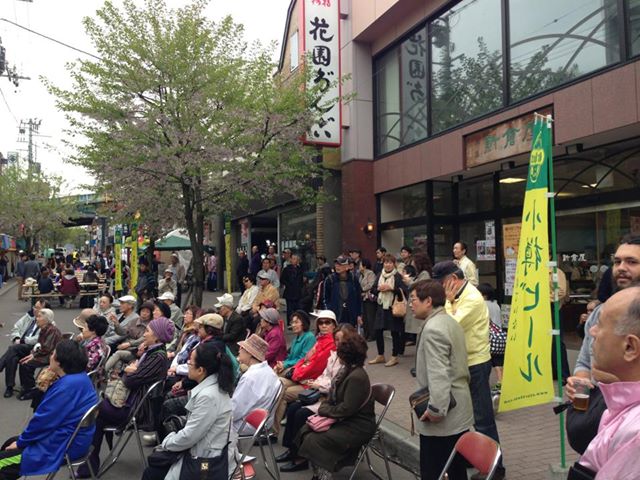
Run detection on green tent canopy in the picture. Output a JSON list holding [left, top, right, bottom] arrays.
[[149, 230, 192, 251]]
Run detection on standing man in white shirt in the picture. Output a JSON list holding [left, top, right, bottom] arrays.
[[453, 242, 479, 287]]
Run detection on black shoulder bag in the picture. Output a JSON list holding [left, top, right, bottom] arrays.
[[179, 418, 231, 480]]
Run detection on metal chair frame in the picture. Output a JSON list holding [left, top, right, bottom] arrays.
[[437, 431, 502, 480], [231, 382, 283, 480], [45, 402, 101, 480], [347, 383, 396, 480], [97, 379, 164, 478]]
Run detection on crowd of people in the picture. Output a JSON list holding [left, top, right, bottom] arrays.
[[0, 235, 638, 480]]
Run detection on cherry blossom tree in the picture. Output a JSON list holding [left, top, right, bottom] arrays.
[[48, 0, 327, 305]]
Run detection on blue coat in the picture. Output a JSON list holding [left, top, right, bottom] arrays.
[[322, 272, 362, 325], [17, 372, 97, 476]]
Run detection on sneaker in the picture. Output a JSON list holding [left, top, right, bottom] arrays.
[[141, 433, 157, 446]]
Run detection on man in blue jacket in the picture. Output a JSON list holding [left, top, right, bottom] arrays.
[[322, 255, 362, 326], [0, 340, 97, 479]]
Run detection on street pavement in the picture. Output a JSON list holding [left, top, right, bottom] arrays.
[[0, 281, 580, 479]]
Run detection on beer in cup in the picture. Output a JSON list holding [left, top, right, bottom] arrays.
[[573, 380, 591, 412]]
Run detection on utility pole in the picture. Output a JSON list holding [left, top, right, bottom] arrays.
[[18, 118, 41, 171]]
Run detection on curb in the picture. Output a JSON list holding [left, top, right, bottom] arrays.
[[375, 420, 420, 477]]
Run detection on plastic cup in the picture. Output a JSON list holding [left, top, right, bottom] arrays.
[[573, 381, 591, 412]]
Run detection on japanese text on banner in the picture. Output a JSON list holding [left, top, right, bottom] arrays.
[[130, 222, 138, 298], [499, 117, 555, 412]]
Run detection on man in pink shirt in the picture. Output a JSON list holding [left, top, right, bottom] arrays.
[[575, 285, 640, 479]]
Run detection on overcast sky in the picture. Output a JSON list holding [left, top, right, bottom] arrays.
[[0, 0, 291, 194]]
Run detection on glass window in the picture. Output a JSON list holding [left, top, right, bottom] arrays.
[[433, 181, 453, 215], [400, 27, 429, 146], [380, 184, 427, 223], [499, 166, 528, 209], [375, 48, 401, 155], [279, 206, 316, 272], [381, 224, 428, 256], [290, 32, 299, 71], [628, 0, 640, 57], [458, 175, 494, 214], [459, 221, 498, 287], [510, 0, 620, 102], [433, 224, 454, 262], [430, 0, 503, 133]]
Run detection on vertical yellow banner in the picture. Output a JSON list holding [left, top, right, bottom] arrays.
[[114, 228, 122, 292], [499, 118, 555, 412], [225, 216, 232, 293], [130, 222, 138, 299]]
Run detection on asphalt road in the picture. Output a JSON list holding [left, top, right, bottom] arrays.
[[0, 281, 417, 480]]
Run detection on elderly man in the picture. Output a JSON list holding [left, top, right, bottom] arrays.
[[103, 295, 139, 348], [432, 260, 504, 479], [0, 300, 51, 398], [168, 253, 186, 307], [565, 235, 640, 454], [216, 293, 245, 356], [158, 291, 184, 331], [452, 242, 478, 286], [158, 268, 177, 297], [252, 272, 280, 315], [410, 280, 474, 480], [322, 255, 362, 326], [17, 308, 62, 401], [571, 285, 640, 478], [258, 257, 280, 288]]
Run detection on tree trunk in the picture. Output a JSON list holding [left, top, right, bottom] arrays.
[[182, 180, 205, 307]]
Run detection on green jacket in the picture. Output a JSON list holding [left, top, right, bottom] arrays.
[[283, 331, 316, 369]]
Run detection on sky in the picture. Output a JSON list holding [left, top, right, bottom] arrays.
[[0, 0, 291, 194]]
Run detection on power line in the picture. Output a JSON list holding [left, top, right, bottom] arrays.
[[0, 85, 18, 124], [0, 17, 102, 61]]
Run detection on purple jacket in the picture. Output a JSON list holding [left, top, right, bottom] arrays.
[[263, 326, 287, 367]]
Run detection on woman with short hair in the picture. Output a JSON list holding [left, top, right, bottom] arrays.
[[273, 310, 316, 375], [296, 334, 376, 479], [141, 342, 234, 480]]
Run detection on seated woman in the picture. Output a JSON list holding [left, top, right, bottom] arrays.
[[17, 308, 62, 401], [0, 340, 97, 480], [167, 305, 202, 362], [296, 334, 376, 479], [96, 293, 116, 318], [278, 324, 356, 473], [104, 301, 153, 374], [58, 268, 81, 308], [36, 267, 55, 297], [273, 310, 316, 376], [258, 308, 287, 368], [141, 342, 234, 480], [77, 316, 173, 477], [273, 310, 337, 433]]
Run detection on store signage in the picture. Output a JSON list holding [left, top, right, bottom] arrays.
[[465, 106, 553, 168], [302, 0, 341, 146]]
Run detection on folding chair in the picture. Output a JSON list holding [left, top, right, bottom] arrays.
[[348, 383, 395, 480], [437, 431, 502, 480], [97, 379, 165, 477], [87, 345, 110, 392], [230, 407, 280, 480], [45, 402, 101, 480]]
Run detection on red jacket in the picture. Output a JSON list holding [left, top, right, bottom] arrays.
[[291, 333, 336, 384], [59, 275, 80, 295]]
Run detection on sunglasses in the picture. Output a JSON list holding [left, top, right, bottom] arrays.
[[317, 320, 334, 325]]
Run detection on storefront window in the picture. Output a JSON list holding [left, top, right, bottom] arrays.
[[509, 0, 620, 102], [432, 181, 453, 215], [433, 224, 454, 262], [381, 224, 428, 257], [279, 206, 316, 272], [459, 220, 498, 287], [375, 48, 401, 155], [499, 167, 528, 210], [380, 184, 427, 223], [458, 175, 494, 214], [430, 0, 503, 133], [630, 0, 640, 56]]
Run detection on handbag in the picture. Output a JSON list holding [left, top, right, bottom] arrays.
[[306, 414, 337, 432], [409, 387, 457, 435], [104, 377, 130, 408], [148, 447, 184, 468], [489, 321, 507, 356], [179, 422, 231, 480], [391, 289, 407, 318], [298, 389, 321, 406]]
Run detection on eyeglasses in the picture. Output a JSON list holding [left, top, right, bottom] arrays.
[[317, 320, 333, 326]]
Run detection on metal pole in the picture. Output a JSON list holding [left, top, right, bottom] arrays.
[[546, 114, 566, 469]]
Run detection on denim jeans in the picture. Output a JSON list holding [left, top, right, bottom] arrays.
[[469, 360, 503, 467]]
